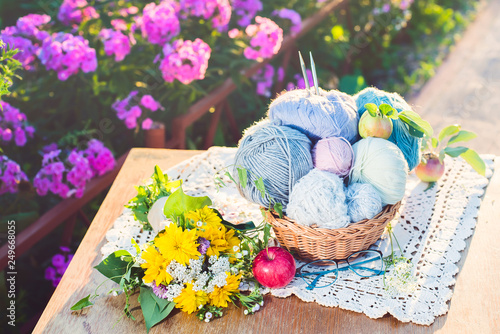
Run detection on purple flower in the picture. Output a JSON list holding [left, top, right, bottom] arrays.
[[232, 0, 263, 27], [140, 95, 162, 111], [197, 237, 210, 255], [180, 0, 232, 31], [99, 29, 131, 62], [159, 38, 211, 84], [252, 64, 275, 97], [139, 1, 180, 46], [272, 9, 301, 35], [142, 118, 153, 130], [0, 101, 35, 146], [0, 155, 28, 195], [83, 139, 116, 177], [152, 282, 169, 299], [58, 0, 99, 26], [243, 16, 283, 60], [287, 69, 313, 90], [38, 32, 97, 81], [45, 267, 57, 281], [52, 254, 66, 268]]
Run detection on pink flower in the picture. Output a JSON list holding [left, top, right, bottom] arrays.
[[139, 1, 180, 45], [180, 0, 231, 31], [140, 95, 162, 111], [142, 118, 153, 130], [0, 101, 35, 146], [0, 156, 28, 195], [243, 16, 283, 60], [111, 19, 128, 31], [58, 0, 99, 26], [83, 139, 116, 177], [228, 28, 240, 38], [99, 29, 131, 62], [159, 38, 211, 84]]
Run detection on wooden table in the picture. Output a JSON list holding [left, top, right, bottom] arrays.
[[33, 148, 500, 334]]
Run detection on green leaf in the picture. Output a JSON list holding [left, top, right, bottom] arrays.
[[443, 146, 468, 157], [154, 165, 165, 184], [254, 177, 266, 198], [364, 103, 378, 117], [163, 187, 212, 222], [70, 295, 94, 311], [237, 168, 247, 189], [139, 287, 175, 333], [438, 124, 461, 142], [379, 104, 396, 117], [460, 149, 486, 176], [408, 126, 425, 138], [431, 137, 439, 149], [398, 110, 433, 137], [447, 130, 477, 146], [94, 250, 132, 284], [221, 220, 256, 231], [424, 182, 436, 192], [224, 171, 237, 184], [273, 203, 283, 219]]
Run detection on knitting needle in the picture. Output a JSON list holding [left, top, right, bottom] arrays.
[[309, 52, 319, 95], [298, 51, 310, 91]]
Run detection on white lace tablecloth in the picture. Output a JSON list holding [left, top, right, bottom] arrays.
[[101, 147, 495, 325]]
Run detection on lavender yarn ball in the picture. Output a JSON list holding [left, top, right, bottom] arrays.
[[233, 123, 313, 209], [287, 169, 350, 229], [354, 87, 421, 170], [312, 137, 353, 178], [346, 183, 383, 223], [349, 137, 408, 206], [268, 88, 359, 143]]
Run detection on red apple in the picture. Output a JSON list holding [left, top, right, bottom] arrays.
[[415, 153, 445, 182], [252, 247, 296, 289], [359, 112, 393, 139]]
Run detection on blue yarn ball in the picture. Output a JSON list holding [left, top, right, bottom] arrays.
[[346, 183, 383, 223], [268, 88, 359, 143], [354, 87, 421, 170], [287, 169, 350, 229], [233, 123, 313, 209]]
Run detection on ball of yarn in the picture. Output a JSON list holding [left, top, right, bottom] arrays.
[[346, 183, 383, 223], [350, 137, 408, 205], [354, 87, 421, 170], [312, 137, 353, 178], [233, 123, 313, 209], [268, 88, 359, 143], [287, 169, 350, 229]]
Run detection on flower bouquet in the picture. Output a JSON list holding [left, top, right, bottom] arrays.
[[71, 166, 269, 332]]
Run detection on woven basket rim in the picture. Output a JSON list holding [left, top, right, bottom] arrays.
[[266, 201, 401, 238]]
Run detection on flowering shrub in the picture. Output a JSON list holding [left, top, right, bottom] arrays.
[[112, 91, 164, 130], [0, 155, 28, 195], [0, 101, 35, 146], [243, 16, 283, 60], [45, 247, 74, 287], [58, 0, 99, 26], [138, 1, 180, 45]]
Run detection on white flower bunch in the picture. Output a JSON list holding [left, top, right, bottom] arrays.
[[384, 260, 418, 297]]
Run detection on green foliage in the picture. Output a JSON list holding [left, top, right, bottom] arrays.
[[125, 166, 182, 227], [70, 294, 94, 311], [139, 287, 175, 333], [163, 187, 212, 227], [0, 40, 22, 102]]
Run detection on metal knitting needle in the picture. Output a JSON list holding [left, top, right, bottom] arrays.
[[298, 51, 310, 91], [309, 52, 319, 95]]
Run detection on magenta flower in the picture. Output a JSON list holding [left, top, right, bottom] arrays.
[[138, 1, 180, 46], [140, 95, 162, 111], [152, 282, 169, 299], [243, 16, 283, 60], [180, 0, 232, 31], [0, 101, 35, 146], [111, 19, 128, 31], [38, 32, 97, 81], [0, 155, 28, 195], [58, 0, 99, 26], [0, 14, 50, 70], [83, 139, 116, 177], [112, 91, 163, 130], [286, 69, 313, 91], [272, 8, 301, 35], [99, 29, 131, 62], [232, 0, 263, 27], [142, 118, 153, 130], [45, 249, 73, 287], [159, 38, 211, 84], [252, 64, 274, 97]]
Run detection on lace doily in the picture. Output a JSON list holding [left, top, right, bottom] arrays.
[[101, 147, 495, 325]]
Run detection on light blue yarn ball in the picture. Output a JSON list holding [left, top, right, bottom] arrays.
[[287, 169, 350, 229], [268, 88, 359, 143], [233, 123, 313, 209], [346, 183, 383, 223], [349, 137, 408, 206], [354, 87, 421, 170]]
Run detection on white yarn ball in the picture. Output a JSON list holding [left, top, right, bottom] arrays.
[[287, 169, 350, 229], [349, 137, 408, 206], [147, 196, 171, 233], [346, 183, 383, 223]]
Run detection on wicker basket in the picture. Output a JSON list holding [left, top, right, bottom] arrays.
[[265, 202, 401, 261]]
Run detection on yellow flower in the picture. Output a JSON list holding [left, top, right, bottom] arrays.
[[186, 206, 222, 226], [174, 282, 209, 314], [154, 224, 200, 265], [209, 273, 242, 308], [140, 246, 172, 285]]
